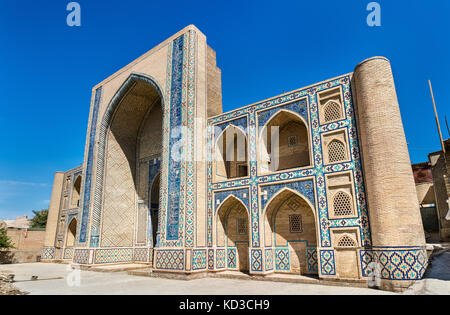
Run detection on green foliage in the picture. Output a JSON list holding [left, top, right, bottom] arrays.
[[30, 209, 48, 229], [0, 226, 14, 249]]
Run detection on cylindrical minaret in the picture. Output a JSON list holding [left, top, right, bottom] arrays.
[[353, 57, 425, 248], [42, 171, 65, 260]]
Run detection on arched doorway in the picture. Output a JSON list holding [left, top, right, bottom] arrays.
[[149, 173, 160, 247], [101, 75, 163, 248], [216, 196, 250, 272], [260, 110, 310, 173], [263, 189, 317, 275], [66, 218, 77, 248], [215, 125, 249, 180], [71, 175, 82, 208]]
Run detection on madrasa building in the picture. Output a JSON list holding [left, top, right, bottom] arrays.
[[41, 25, 427, 291]]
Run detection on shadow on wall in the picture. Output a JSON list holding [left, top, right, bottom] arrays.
[[0, 250, 41, 264]]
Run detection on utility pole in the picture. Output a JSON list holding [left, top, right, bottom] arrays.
[[429, 80, 446, 153]]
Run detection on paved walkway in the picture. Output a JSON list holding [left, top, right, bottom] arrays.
[[0, 263, 394, 295]]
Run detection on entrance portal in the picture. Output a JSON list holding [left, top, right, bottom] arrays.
[[216, 196, 250, 272], [264, 189, 317, 274]]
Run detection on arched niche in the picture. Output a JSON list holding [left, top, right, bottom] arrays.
[[260, 110, 311, 173]]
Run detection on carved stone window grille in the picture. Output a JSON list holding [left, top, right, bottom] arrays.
[[288, 135, 298, 147], [289, 214, 302, 233], [237, 218, 247, 235], [333, 192, 354, 217], [324, 101, 343, 122], [328, 140, 347, 163], [337, 235, 357, 247]]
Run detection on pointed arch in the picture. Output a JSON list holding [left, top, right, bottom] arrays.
[[259, 109, 311, 173], [332, 190, 354, 217], [323, 100, 344, 123], [214, 124, 249, 180], [91, 73, 164, 248], [66, 217, 77, 248], [215, 195, 250, 271], [327, 139, 347, 163], [71, 175, 82, 208], [262, 187, 318, 275], [336, 234, 357, 248]]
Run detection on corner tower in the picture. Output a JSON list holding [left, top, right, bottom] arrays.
[[353, 57, 427, 290]]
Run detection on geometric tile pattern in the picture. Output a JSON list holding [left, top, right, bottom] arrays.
[[320, 250, 336, 276], [265, 249, 274, 271], [165, 35, 184, 241], [208, 249, 214, 270], [214, 188, 250, 214], [227, 248, 237, 269], [100, 133, 135, 248], [94, 248, 133, 264], [216, 249, 226, 269], [192, 249, 207, 271], [73, 249, 90, 265], [79, 87, 102, 244], [134, 248, 150, 263], [63, 248, 74, 260], [307, 247, 318, 273], [275, 248, 290, 271], [155, 249, 184, 270], [41, 247, 55, 260], [359, 247, 427, 280], [251, 249, 263, 272]]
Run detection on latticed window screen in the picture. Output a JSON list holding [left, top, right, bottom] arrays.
[[328, 140, 347, 163], [333, 191, 354, 217], [289, 214, 302, 233], [288, 135, 298, 147], [324, 101, 343, 122], [337, 235, 357, 247], [237, 218, 247, 235]]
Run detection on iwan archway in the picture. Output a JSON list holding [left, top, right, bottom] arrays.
[[97, 74, 163, 251]]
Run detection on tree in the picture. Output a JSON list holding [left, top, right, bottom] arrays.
[[30, 209, 48, 229], [0, 225, 14, 249]]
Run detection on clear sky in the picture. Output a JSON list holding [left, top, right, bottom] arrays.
[[0, 0, 449, 220]]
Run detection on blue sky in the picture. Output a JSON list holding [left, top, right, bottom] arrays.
[[0, 0, 449, 220]]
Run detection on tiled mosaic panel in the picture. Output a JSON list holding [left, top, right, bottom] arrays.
[[265, 249, 274, 271], [73, 249, 90, 264], [214, 188, 250, 214], [216, 249, 226, 269], [41, 247, 55, 260], [134, 248, 150, 262], [257, 99, 308, 130], [155, 249, 185, 270], [260, 180, 315, 211], [307, 247, 318, 273], [94, 248, 133, 264], [227, 248, 237, 269], [80, 87, 102, 244], [208, 249, 214, 270], [359, 247, 427, 280], [320, 250, 336, 276], [275, 248, 290, 271], [251, 249, 263, 272], [165, 35, 184, 241], [192, 249, 207, 271], [63, 248, 74, 260], [213, 116, 248, 143]]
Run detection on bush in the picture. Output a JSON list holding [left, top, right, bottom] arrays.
[[0, 226, 14, 249]]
